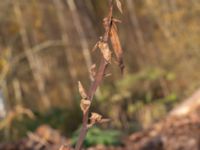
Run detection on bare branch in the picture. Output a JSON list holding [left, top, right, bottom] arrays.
[[74, 0, 125, 149]]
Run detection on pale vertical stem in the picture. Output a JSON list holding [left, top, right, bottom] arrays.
[[13, 1, 51, 109], [53, 0, 78, 83], [1, 80, 9, 139], [126, 0, 170, 96], [66, 0, 102, 99], [66, 0, 93, 79], [59, 82, 73, 106], [126, 0, 146, 64], [145, 0, 175, 45], [148, 38, 170, 96], [30, 0, 41, 45], [12, 78, 22, 106], [0, 82, 7, 118]]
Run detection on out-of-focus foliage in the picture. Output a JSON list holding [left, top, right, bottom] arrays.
[[0, 107, 82, 141], [71, 126, 121, 147], [0, 105, 35, 141], [0, 0, 199, 142], [0, 49, 10, 85], [97, 67, 178, 129]]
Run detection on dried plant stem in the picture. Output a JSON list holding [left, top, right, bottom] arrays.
[[75, 0, 124, 149], [75, 3, 113, 150], [75, 59, 108, 150], [67, 0, 93, 77]]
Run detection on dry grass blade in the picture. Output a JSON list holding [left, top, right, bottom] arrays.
[[115, 0, 123, 13], [110, 22, 125, 73], [0, 106, 35, 130]]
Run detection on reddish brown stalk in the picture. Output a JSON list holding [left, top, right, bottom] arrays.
[[75, 59, 108, 150], [75, 0, 123, 149], [75, 11, 112, 150]]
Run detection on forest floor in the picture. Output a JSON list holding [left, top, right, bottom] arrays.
[[1, 90, 200, 150]]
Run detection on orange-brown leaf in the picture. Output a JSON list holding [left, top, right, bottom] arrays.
[[110, 22, 124, 73]]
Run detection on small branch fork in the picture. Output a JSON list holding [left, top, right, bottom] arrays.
[[74, 0, 124, 149]]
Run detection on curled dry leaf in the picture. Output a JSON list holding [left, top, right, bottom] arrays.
[[78, 81, 87, 99], [98, 42, 112, 63], [80, 99, 91, 115], [115, 0, 123, 14], [110, 22, 125, 73], [88, 112, 110, 128], [90, 112, 103, 125]]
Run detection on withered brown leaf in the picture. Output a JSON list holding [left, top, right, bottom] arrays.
[[78, 81, 87, 99], [98, 42, 112, 63], [115, 0, 123, 14], [80, 99, 91, 114], [110, 22, 125, 73], [90, 112, 102, 124], [87, 112, 110, 128]]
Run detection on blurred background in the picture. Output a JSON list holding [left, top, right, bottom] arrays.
[[0, 0, 199, 145]]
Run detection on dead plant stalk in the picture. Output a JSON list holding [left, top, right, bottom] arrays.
[[75, 0, 124, 149]]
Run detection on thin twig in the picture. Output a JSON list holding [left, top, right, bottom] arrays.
[[75, 1, 114, 150]]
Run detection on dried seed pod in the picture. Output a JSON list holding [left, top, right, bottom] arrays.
[[98, 42, 112, 63], [78, 81, 87, 99], [80, 99, 91, 114]]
